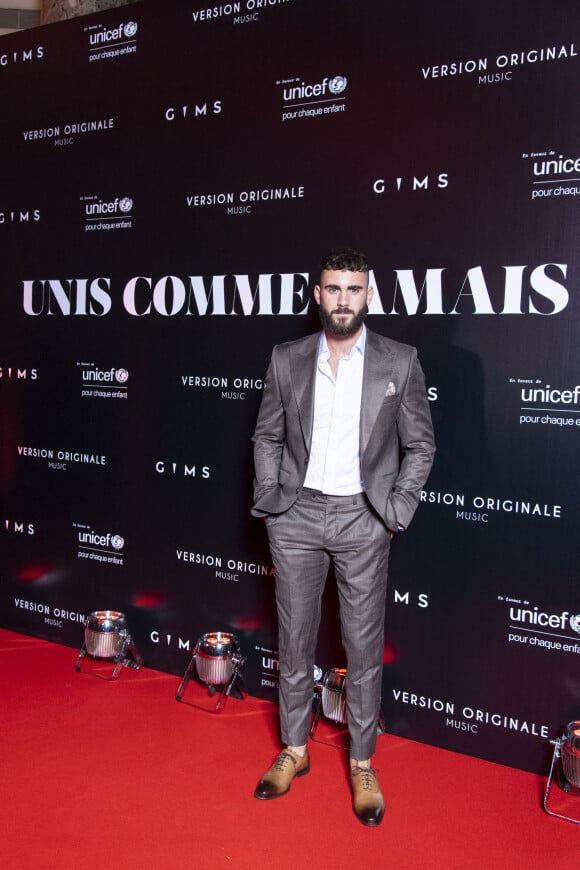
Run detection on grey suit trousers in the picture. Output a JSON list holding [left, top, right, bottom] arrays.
[[266, 487, 391, 760]]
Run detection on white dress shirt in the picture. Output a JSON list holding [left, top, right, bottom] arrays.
[[303, 328, 366, 495]]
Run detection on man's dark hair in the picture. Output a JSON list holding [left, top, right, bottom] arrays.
[[319, 248, 369, 275]]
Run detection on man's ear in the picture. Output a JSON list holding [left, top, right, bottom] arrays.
[[366, 285, 375, 305], [313, 285, 321, 305]]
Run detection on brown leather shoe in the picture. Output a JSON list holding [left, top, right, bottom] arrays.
[[350, 765, 385, 826], [254, 748, 310, 800]]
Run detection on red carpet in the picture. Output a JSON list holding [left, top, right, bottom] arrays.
[[1, 628, 577, 869]]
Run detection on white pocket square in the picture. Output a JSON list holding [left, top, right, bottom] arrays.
[[385, 381, 397, 397]]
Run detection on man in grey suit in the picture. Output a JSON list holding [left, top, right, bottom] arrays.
[[251, 249, 435, 826]]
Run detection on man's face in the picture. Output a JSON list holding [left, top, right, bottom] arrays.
[[314, 269, 374, 337]]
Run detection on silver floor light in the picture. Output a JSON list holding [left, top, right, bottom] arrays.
[[176, 631, 246, 713], [544, 721, 580, 825], [75, 610, 143, 680]]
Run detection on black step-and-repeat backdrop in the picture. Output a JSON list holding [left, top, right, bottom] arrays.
[[1, 0, 579, 774]]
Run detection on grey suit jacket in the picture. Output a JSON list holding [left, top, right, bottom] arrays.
[[251, 328, 435, 532]]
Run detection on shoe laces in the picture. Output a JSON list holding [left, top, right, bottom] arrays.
[[274, 752, 297, 772], [351, 765, 379, 791]]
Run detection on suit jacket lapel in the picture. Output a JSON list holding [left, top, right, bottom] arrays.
[[290, 332, 320, 449], [361, 330, 397, 454]]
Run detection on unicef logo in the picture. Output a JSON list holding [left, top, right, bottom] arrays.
[[329, 75, 347, 95], [111, 535, 125, 550], [124, 22, 138, 38], [119, 197, 133, 213], [115, 368, 129, 384], [570, 614, 580, 634]]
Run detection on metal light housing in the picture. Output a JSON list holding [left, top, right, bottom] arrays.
[[176, 630, 245, 712], [544, 720, 580, 825], [75, 610, 142, 680]]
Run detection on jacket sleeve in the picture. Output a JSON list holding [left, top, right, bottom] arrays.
[[390, 349, 436, 529], [251, 348, 286, 515]]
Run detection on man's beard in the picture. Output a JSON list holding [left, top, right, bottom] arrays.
[[318, 304, 369, 337]]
